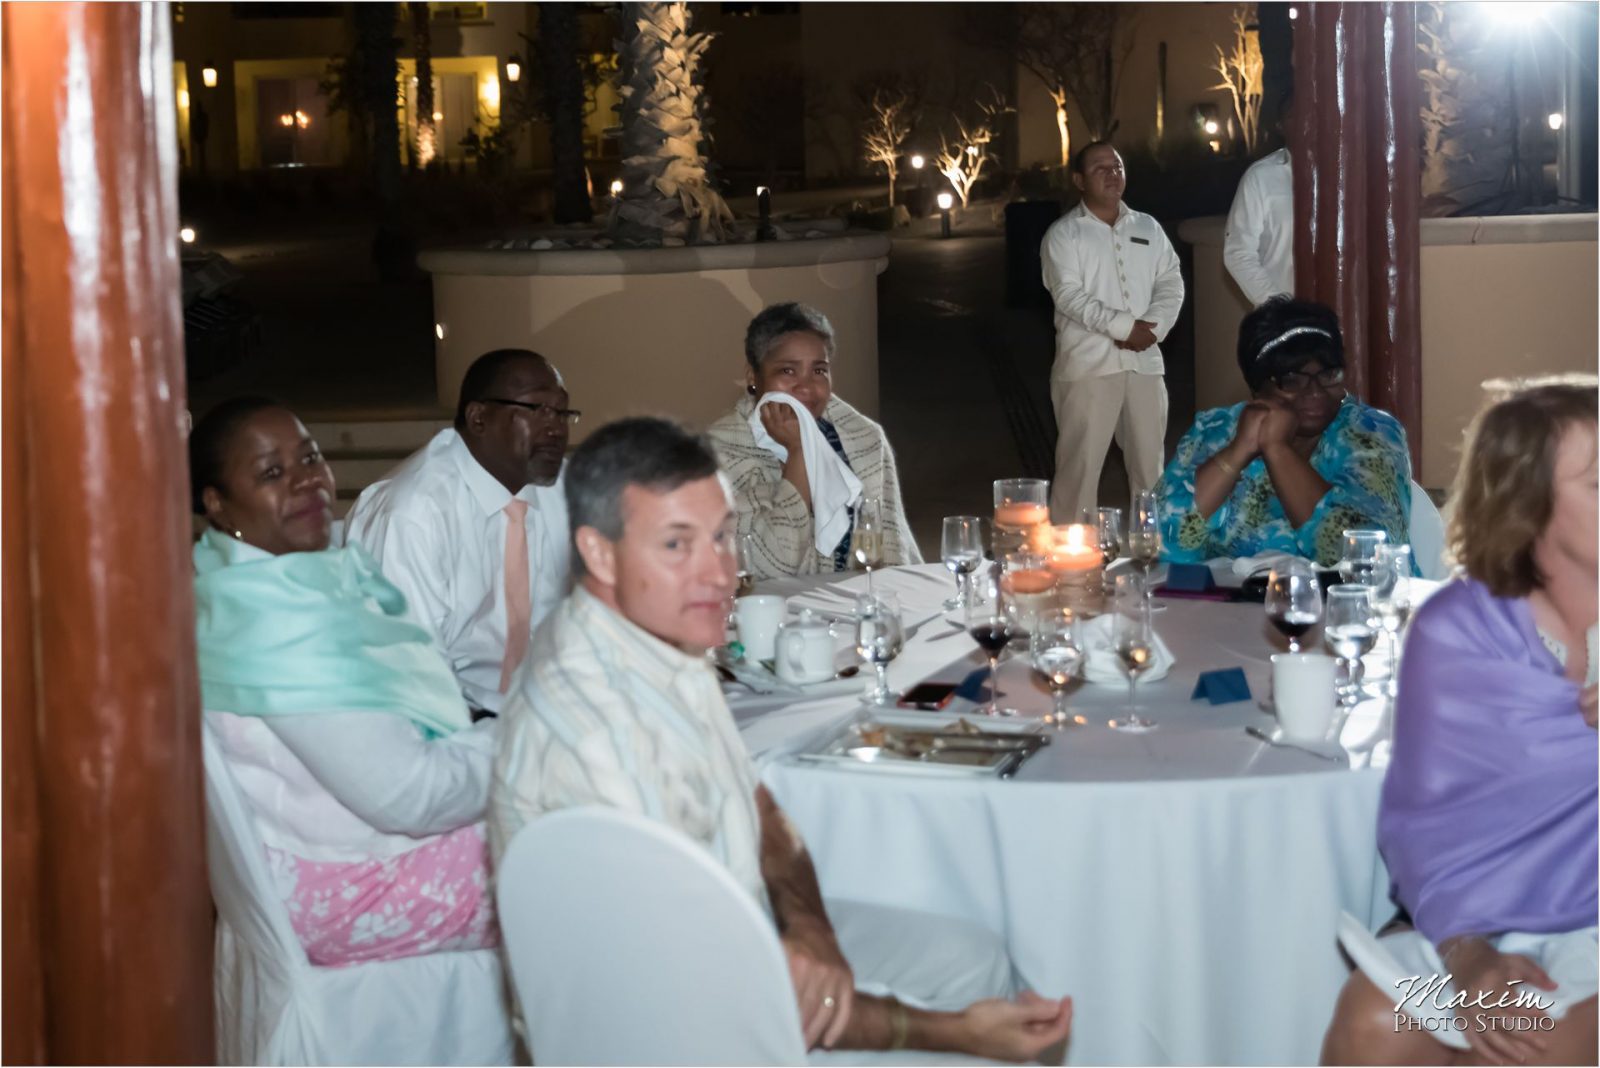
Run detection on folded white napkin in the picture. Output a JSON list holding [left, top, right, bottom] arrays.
[[1231, 551, 1310, 579], [747, 392, 863, 554], [1078, 612, 1175, 686]]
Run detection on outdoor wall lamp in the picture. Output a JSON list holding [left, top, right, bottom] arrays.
[[1548, 112, 1565, 130], [506, 54, 522, 83], [201, 62, 218, 88]]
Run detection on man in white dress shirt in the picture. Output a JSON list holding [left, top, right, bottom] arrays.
[[1223, 147, 1294, 306], [346, 349, 575, 716], [491, 417, 1072, 1061], [1040, 141, 1186, 521]]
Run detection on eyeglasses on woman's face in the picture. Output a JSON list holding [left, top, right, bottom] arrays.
[[1272, 367, 1345, 394]]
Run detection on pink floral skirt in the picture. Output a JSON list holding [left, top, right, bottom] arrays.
[[268, 823, 498, 967]]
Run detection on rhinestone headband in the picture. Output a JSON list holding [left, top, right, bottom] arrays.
[[1256, 325, 1333, 363]]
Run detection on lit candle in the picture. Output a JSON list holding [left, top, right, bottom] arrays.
[[993, 502, 1049, 531], [1001, 567, 1058, 596], [1046, 524, 1101, 574]]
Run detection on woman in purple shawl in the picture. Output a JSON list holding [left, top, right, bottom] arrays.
[[1323, 379, 1597, 1066]]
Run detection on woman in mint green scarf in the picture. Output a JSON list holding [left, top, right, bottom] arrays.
[[193, 398, 503, 971]]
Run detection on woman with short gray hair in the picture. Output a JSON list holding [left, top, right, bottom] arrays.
[[706, 302, 921, 581]]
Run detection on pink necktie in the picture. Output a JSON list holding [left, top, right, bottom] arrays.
[[499, 499, 531, 693]]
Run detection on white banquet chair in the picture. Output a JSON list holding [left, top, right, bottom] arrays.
[[202, 721, 515, 1067], [498, 808, 1006, 1067], [1409, 480, 1447, 580], [497, 806, 810, 1066]]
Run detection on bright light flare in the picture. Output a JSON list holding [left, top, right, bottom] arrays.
[[1549, 111, 1565, 130], [936, 192, 954, 211], [610, 179, 624, 196], [1478, 1, 1553, 27], [179, 227, 196, 244], [1204, 119, 1220, 135], [434, 323, 446, 340], [910, 153, 925, 169]]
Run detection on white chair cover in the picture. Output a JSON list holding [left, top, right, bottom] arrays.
[[497, 806, 809, 1066], [202, 721, 515, 1066], [1409, 480, 1448, 580]]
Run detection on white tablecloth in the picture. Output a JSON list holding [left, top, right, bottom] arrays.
[[731, 564, 1396, 1066]]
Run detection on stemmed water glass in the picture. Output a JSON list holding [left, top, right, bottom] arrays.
[[1325, 585, 1380, 706], [966, 575, 1021, 717], [853, 497, 885, 594], [1031, 609, 1084, 729], [1126, 490, 1162, 600], [941, 515, 985, 610], [1339, 529, 1387, 588], [1110, 575, 1157, 733], [1265, 559, 1323, 653], [854, 591, 905, 706], [1373, 544, 1413, 695]]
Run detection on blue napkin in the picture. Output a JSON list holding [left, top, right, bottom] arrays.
[[1192, 667, 1252, 705], [1165, 562, 1217, 592], [953, 666, 994, 703]]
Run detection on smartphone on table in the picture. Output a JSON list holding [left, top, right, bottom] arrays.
[[896, 682, 958, 711]]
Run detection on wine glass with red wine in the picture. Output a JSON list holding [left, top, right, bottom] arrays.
[[1265, 559, 1323, 653], [967, 575, 1020, 716]]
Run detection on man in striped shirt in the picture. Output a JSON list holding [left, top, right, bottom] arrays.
[[490, 417, 1073, 1060]]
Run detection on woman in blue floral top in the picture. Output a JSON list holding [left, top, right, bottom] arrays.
[[1158, 297, 1411, 566]]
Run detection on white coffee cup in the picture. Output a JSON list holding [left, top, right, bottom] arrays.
[[776, 615, 836, 684], [734, 595, 787, 661], [1272, 652, 1339, 742]]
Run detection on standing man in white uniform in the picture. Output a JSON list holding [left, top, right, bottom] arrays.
[[1223, 145, 1294, 306], [1040, 141, 1186, 521], [345, 349, 575, 717]]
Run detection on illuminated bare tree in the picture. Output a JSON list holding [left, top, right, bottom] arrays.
[[613, 2, 734, 246], [1211, 5, 1264, 153], [861, 88, 911, 206], [935, 86, 1012, 208], [974, 4, 1131, 168]]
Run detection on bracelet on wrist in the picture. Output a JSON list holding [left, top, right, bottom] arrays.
[[887, 997, 910, 1050]]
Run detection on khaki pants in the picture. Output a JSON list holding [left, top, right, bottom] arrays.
[[1049, 371, 1168, 522]]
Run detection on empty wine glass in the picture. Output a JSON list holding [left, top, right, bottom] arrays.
[[1338, 529, 1388, 587], [1126, 490, 1162, 600], [855, 592, 905, 706], [1325, 585, 1380, 706], [1265, 559, 1323, 653], [1373, 544, 1413, 695], [853, 497, 885, 594], [941, 515, 985, 609], [1109, 575, 1157, 733], [1031, 609, 1083, 729], [966, 575, 1020, 717], [1094, 507, 1124, 566], [735, 533, 757, 598]]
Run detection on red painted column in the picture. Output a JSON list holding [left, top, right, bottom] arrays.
[[2, 3, 213, 1062], [1291, 1, 1423, 469]]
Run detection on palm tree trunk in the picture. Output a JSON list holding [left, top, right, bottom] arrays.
[[409, 2, 435, 168], [613, 1, 733, 247], [355, 2, 401, 207], [538, 3, 592, 223]]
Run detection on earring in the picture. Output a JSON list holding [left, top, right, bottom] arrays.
[[232, 529, 243, 540], [746, 384, 757, 396]]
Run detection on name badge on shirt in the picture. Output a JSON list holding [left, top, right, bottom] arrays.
[[1130, 236, 1150, 246]]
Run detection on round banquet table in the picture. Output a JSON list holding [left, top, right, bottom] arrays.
[[728, 563, 1398, 1067]]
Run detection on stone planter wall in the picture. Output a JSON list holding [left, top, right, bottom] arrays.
[[420, 234, 893, 438]]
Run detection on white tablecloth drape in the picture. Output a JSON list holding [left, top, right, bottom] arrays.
[[732, 564, 1397, 1066]]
